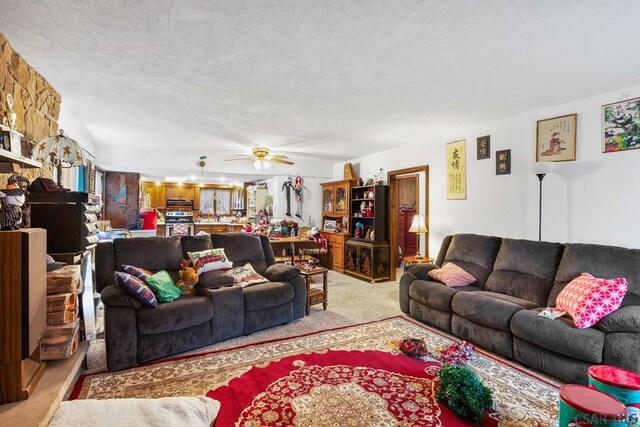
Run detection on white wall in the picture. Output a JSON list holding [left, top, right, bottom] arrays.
[[334, 85, 640, 257], [262, 175, 324, 228]]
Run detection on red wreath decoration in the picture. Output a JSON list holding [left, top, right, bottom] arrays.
[[432, 341, 476, 366], [397, 338, 476, 366], [398, 338, 430, 358]]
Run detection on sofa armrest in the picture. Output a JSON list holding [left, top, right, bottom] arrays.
[[597, 306, 640, 334], [101, 285, 143, 309], [196, 284, 244, 342], [198, 270, 235, 289], [405, 263, 439, 281], [264, 264, 301, 283]]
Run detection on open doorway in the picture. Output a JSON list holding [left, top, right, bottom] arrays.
[[387, 166, 429, 281]]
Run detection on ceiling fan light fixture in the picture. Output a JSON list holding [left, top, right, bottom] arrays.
[[264, 160, 271, 169], [253, 159, 263, 169]]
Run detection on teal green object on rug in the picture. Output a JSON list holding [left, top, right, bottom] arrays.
[[146, 270, 182, 302]]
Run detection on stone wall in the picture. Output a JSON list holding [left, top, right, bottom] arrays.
[[0, 32, 59, 182]]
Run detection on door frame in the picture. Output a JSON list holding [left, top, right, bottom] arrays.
[[387, 165, 429, 281]]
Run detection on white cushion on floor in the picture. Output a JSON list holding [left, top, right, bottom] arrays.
[[49, 396, 220, 427]]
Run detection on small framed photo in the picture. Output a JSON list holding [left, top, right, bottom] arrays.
[[536, 113, 577, 162], [496, 149, 511, 175], [477, 135, 490, 160], [323, 219, 336, 231], [9, 130, 22, 156]]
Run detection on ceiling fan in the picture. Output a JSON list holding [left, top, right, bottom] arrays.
[[225, 147, 294, 169]]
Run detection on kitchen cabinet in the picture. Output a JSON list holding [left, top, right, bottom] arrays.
[[166, 186, 195, 201]]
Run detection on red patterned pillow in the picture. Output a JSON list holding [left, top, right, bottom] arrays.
[[556, 272, 628, 329], [427, 262, 476, 287]]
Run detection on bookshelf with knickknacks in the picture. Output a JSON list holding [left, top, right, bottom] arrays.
[[344, 183, 389, 282]]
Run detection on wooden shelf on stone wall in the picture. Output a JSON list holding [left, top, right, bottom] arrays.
[[0, 148, 41, 169]]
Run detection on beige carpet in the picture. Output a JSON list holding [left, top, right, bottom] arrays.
[[86, 270, 403, 373]]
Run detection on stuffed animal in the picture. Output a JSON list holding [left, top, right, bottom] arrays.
[[176, 259, 199, 295]]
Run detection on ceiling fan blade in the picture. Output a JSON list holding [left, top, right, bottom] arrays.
[[224, 158, 251, 162], [269, 154, 289, 159], [270, 158, 294, 165]]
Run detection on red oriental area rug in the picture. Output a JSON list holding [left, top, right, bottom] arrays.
[[72, 317, 560, 426], [209, 349, 492, 426]]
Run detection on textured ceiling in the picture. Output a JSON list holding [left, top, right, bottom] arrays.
[[1, 0, 639, 179]]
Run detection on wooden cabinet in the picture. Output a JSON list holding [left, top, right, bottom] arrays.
[[0, 229, 47, 404], [344, 239, 390, 283], [320, 231, 348, 272], [166, 185, 194, 201], [345, 184, 390, 282], [194, 224, 243, 235], [321, 180, 351, 218]]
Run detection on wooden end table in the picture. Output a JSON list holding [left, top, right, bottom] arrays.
[[298, 266, 329, 315], [403, 255, 434, 272]]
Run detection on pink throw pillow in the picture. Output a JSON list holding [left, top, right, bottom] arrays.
[[427, 263, 476, 287], [556, 272, 628, 329]]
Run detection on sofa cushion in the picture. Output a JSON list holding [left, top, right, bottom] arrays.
[[485, 238, 564, 306], [114, 272, 158, 308], [549, 243, 640, 307], [427, 262, 476, 287], [114, 236, 183, 273], [137, 295, 213, 335], [243, 281, 294, 311], [511, 308, 605, 364], [409, 280, 481, 311], [597, 305, 640, 334], [180, 235, 213, 259], [228, 263, 269, 287], [211, 234, 268, 274], [122, 265, 152, 281], [452, 291, 538, 332], [442, 234, 502, 289], [188, 248, 233, 274], [556, 272, 628, 329]]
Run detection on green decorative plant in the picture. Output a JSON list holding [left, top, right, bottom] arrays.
[[436, 364, 493, 423]]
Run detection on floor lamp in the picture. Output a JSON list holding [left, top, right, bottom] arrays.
[[536, 173, 546, 241]]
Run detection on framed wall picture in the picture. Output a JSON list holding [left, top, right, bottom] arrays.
[[536, 113, 577, 162], [446, 139, 466, 200], [496, 149, 511, 175], [602, 96, 640, 153], [323, 219, 336, 231], [477, 135, 490, 160]]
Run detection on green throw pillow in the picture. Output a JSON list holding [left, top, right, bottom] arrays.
[[145, 270, 182, 303]]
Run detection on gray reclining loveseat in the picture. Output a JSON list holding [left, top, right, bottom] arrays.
[[400, 233, 640, 383], [96, 233, 306, 371]]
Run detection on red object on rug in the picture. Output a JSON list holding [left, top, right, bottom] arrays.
[[207, 349, 498, 426]]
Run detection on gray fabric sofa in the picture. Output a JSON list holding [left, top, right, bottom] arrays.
[[399, 233, 640, 384], [96, 233, 306, 371]]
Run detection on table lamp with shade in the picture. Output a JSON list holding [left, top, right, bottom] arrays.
[[31, 129, 84, 187], [409, 215, 428, 259]]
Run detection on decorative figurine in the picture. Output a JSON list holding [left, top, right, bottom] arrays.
[[281, 176, 294, 217], [366, 201, 374, 217], [360, 201, 367, 215], [365, 177, 375, 186], [0, 175, 30, 230], [358, 177, 364, 186], [365, 229, 372, 240], [293, 176, 304, 218], [370, 230, 375, 240]]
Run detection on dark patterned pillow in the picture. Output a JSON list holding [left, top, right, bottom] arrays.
[[122, 264, 153, 281], [114, 271, 158, 307]]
